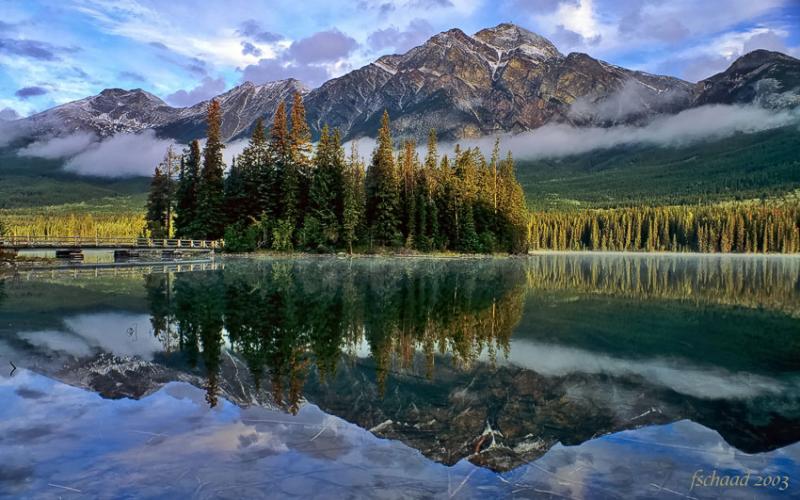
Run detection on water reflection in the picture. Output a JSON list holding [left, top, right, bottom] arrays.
[[2, 369, 798, 499], [1, 254, 799, 475], [145, 259, 527, 412]]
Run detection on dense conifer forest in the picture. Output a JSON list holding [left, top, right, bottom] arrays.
[[530, 204, 800, 253]]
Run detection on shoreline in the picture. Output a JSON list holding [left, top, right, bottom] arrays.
[[2, 248, 799, 278], [527, 250, 800, 258]]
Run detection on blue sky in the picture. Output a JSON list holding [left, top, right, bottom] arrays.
[[1, 0, 798, 117]]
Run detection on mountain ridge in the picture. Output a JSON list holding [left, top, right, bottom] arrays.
[[4, 23, 799, 145]]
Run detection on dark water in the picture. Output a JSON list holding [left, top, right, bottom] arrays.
[[1, 254, 799, 498]]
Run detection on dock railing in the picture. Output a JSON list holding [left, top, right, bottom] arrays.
[[0, 235, 224, 249]]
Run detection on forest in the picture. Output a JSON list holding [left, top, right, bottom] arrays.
[[144, 94, 530, 254], [530, 204, 800, 253]]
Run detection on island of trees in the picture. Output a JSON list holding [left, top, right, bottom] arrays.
[[145, 93, 530, 254]]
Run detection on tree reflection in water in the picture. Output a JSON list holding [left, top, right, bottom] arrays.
[[145, 258, 527, 411], [143, 255, 800, 415]]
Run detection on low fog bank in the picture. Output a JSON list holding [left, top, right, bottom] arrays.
[[456, 104, 800, 161], [16, 129, 252, 178], [18, 130, 177, 178], [12, 103, 799, 178], [349, 104, 798, 163]]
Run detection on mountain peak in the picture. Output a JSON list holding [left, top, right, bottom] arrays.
[[93, 88, 166, 108], [728, 49, 799, 73], [694, 48, 800, 107], [474, 23, 561, 59]]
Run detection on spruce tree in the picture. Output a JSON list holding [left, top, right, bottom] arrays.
[[438, 154, 455, 249], [146, 165, 171, 239], [421, 129, 440, 249], [196, 99, 226, 240], [454, 147, 480, 252], [306, 125, 345, 249], [238, 118, 270, 221], [146, 147, 178, 239], [268, 103, 291, 222], [224, 157, 246, 225], [269, 101, 294, 250], [497, 151, 529, 253], [342, 143, 365, 254], [399, 139, 418, 248], [289, 92, 312, 235], [175, 140, 201, 238], [365, 111, 401, 248]]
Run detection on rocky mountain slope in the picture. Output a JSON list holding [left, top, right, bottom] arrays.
[[308, 23, 695, 139], [694, 49, 800, 108], [156, 78, 307, 143], [5, 24, 799, 145]]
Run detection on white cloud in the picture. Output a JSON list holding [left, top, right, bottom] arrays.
[[18, 132, 98, 158], [62, 130, 177, 177], [448, 104, 800, 160], [18, 129, 176, 177], [505, 338, 792, 399], [652, 26, 796, 81], [17, 129, 252, 178], [166, 76, 227, 106]]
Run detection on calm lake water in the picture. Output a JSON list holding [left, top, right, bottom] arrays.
[[1, 254, 799, 499]]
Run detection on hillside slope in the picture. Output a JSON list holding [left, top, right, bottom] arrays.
[[518, 126, 800, 209]]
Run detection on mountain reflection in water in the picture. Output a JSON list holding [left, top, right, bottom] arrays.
[[1, 254, 799, 482]]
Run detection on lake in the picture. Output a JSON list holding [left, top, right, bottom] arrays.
[[1, 254, 799, 498]]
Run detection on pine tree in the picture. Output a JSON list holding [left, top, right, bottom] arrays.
[[420, 129, 440, 249], [237, 118, 270, 221], [497, 151, 528, 253], [224, 157, 247, 225], [146, 146, 179, 239], [399, 139, 418, 248], [269, 103, 291, 221], [439, 154, 455, 249], [175, 140, 201, 238], [365, 111, 401, 247], [342, 142, 366, 254], [306, 125, 346, 249], [289, 92, 312, 235], [454, 147, 480, 252], [146, 165, 171, 239], [196, 99, 226, 240]]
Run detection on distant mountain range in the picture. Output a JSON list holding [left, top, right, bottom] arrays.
[[4, 23, 800, 145]]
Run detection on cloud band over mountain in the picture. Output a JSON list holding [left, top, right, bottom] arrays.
[[16, 103, 798, 178]]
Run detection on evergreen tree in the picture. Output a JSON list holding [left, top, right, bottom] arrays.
[[146, 146, 179, 239], [497, 151, 529, 253], [175, 140, 201, 238], [454, 147, 480, 252], [342, 143, 366, 254], [365, 111, 401, 247], [438, 154, 455, 249], [399, 139, 418, 248], [420, 129, 440, 249], [306, 125, 346, 249], [224, 157, 247, 226], [238, 118, 270, 221], [146, 165, 171, 239], [269, 104, 290, 217], [196, 99, 226, 240], [289, 92, 313, 235]]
